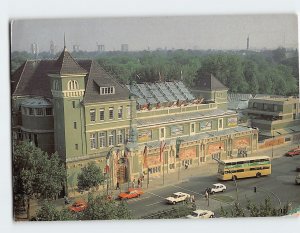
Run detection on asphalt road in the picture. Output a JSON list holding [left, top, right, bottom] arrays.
[[126, 154, 300, 218]]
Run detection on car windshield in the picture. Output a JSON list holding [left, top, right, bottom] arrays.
[[172, 194, 179, 198], [191, 212, 199, 217]]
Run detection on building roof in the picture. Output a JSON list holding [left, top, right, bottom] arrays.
[[21, 97, 52, 107], [126, 81, 195, 105], [195, 73, 228, 91], [49, 48, 87, 75], [12, 49, 130, 104]]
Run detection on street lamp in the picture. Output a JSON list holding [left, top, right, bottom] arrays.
[[253, 186, 282, 214], [176, 138, 183, 181], [272, 128, 274, 158]]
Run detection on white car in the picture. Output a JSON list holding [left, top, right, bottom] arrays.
[[208, 183, 226, 194], [186, 209, 215, 219], [165, 192, 190, 204]]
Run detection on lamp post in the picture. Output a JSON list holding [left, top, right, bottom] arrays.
[[176, 138, 183, 181], [253, 186, 282, 214], [272, 128, 274, 158]]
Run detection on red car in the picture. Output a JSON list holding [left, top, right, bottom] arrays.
[[286, 147, 300, 157], [68, 200, 88, 212], [118, 188, 144, 200]]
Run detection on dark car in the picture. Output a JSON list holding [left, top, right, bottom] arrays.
[[296, 166, 300, 172]]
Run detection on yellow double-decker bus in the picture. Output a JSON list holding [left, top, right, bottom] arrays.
[[217, 156, 271, 181]]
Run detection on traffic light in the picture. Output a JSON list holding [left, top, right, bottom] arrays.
[[254, 187, 257, 193]]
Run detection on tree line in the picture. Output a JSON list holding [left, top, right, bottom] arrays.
[[11, 48, 299, 96]]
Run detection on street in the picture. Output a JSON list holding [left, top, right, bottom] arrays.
[[126, 152, 300, 218]]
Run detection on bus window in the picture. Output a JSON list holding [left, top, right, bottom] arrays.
[[237, 169, 244, 173]]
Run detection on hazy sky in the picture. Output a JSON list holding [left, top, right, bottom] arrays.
[[11, 14, 298, 52]]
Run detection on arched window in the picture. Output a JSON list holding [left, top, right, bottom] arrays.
[[67, 80, 79, 90]]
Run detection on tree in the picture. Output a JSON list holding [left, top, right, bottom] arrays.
[[77, 162, 104, 192], [80, 193, 132, 220], [34, 202, 76, 221], [219, 198, 289, 217], [13, 141, 66, 218]]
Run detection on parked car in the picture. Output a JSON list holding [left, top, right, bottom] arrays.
[[207, 183, 226, 194], [118, 188, 144, 200], [296, 166, 300, 172], [166, 192, 190, 204], [295, 175, 300, 185], [186, 209, 215, 219], [285, 147, 300, 157], [68, 200, 88, 212]]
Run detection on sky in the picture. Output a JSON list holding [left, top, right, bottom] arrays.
[[11, 14, 298, 53]]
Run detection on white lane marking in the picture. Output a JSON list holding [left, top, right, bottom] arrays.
[[146, 191, 166, 199], [145, 201, 164, 207], [171, 185, 204, 197]]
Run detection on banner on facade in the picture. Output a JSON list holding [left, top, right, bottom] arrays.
[[138, 130, 152, 142], [200, 121, 212, 130], [233, 137, 250, 149], [179, 146, 196, 159], [227, 117, 238, 127], [171, 125, 184, 136], [207, 142, 225, 154]]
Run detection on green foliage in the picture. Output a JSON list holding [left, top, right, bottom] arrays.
[[80, 193, 132, 220], [13, 141, 66, 199], [34, 202, 76, 221], [77, 162, 104, 192], [141, 202, 196, 219], [11, 48, 298, 96], [220, 198, 287, 218]]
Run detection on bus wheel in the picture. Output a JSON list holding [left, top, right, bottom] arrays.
[[232, 175, 237, 181], [256, 172, 261, 178]]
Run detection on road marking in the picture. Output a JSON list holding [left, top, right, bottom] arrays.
[[127, 196, 150, 203], [145, 201, 164, 207], [171, 185, 204, 197], [146, 191, 166, 199]]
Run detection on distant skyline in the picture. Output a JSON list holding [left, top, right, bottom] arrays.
[[11, 14, 298, 53]]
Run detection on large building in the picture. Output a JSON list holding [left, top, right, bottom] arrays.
[[11, 47, 258, 195], [246, 95, 300, 142]]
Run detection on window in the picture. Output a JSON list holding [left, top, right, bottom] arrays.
[[90, 133, 97, 149], [118, 106, 123, 119], [98, 132, 106, 148], [126, 106, 131, 118], [67, 80, 79, 90], [75, 144, 78, 150], [109, 107, 114, 120], [45, 108, 53, 116], [190, 123, 195, 134], [73, 122, 77, 129], [263, 104, 268, 110], [117, 130, 124, 145], [90, 109, 96, 122], [218, 119, 223, 129], [72, 101, 75, 108], [100, 86, 115, 95], [53, 80, 59, 90], [99, 109, 105, 121], [253, 102, 257, 108], [35, 108, 43, 116], [159, 127, 165, 139], [149, 166, 161, 174], [29, 108, 34, 116], [108, 131, 115, 146], [273, 105, 278, 111]]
